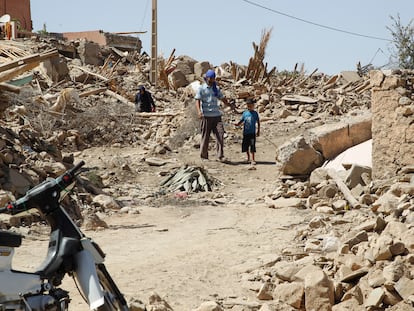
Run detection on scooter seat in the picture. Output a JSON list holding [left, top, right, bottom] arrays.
[[0, 230, 22, 247]]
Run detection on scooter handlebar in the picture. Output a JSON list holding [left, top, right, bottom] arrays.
[[1, 161, 85, 215]]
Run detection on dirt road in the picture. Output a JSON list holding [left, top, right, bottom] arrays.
[[13, 127, 315, 310]]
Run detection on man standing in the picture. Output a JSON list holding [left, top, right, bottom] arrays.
[[195, 69, 235, 162], [135, 85, 155, 112]]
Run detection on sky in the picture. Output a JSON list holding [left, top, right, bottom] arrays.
[[30, 0, 414, 75]]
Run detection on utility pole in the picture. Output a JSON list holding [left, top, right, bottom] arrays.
[[150, 0, 158, 86]]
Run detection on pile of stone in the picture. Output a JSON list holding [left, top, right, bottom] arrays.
[[225, 163, 414, 311], [0, 34, 373, 197], [2, 33, 412, 311]]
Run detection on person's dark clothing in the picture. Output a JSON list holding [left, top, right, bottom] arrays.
[[200, 116, 225, 160], [135, 90, 155, 112], [242, 133, 256, 153]]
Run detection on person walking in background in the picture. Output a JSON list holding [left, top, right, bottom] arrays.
[[135, 85, 155, 112], [235, 98, 260, 167], [195, 69, 236, 162]]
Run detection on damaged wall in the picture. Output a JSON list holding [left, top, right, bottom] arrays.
[[63, 30, 142, 52], [371, 70, 414, 179]]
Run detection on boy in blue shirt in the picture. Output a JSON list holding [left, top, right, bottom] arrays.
[[235, 98, 260, 166]]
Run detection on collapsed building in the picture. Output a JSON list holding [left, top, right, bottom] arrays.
[[0, 27, 413, 310]]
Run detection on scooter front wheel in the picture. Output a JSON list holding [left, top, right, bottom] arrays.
[[96, 264, 130, 311]]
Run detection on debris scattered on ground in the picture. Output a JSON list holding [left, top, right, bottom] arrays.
[[160, 165, 220, 193], [0, 30, 412, 311]]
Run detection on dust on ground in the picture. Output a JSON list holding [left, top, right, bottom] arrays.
[[13, 124, 319, 311]]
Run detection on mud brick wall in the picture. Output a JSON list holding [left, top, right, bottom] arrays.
[[370, 70, 414, 179], [63, 31, 142, 53]]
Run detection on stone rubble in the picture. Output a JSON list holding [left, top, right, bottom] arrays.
[[228, 164, 414, 311], [0, 34, 412, 311]]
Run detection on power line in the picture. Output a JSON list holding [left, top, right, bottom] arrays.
[[134, 0, 150, 50], [368, 48, 385, 64], [139, 0, 150, 32], [241, 0, 392, 42]]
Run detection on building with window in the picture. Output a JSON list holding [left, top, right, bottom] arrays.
[[0, 0, 32, 34]]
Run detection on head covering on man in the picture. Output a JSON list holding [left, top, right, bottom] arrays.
[[205, 69, 216, 79], [204, 69, 218, 97]]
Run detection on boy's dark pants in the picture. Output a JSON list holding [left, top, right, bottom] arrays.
[[242, 133, 256, 153]]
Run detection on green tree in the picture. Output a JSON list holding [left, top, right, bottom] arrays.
[[387, 14, 414, 69], [37, 23, 48, 36]]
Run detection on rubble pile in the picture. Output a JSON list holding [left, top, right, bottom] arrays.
[[225, 164, 414, 311], [0, 36, 373, 197], [0, 33, 412, 311]]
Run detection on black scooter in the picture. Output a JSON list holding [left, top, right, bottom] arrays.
[[0, 160, 129, 311]]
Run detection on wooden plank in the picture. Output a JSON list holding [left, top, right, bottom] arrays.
[[79, 87, 107, 98], [134, 112, 181, 117], [325, 74, 339, 85], [0, 61, 40, 84], [104, 89, 133, 106], [355, 80, 370, 93], [282, 94, 318, 104], [0, 82, 21, 93], [327, 169, 361, 209], [237, 91, 251, 99], [38, 49, 59, 62], [0, 54, 40, 73], [297, 68, 318, 87], [0, 49, 58, 81], [72, 65, 109, 82]]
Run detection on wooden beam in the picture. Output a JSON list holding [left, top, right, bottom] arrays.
[[0, 82, 21, 93], [0, 49, 59, 75], [79, 87, 107, 98], [327, 169, 361, 209], [0, 54, 39, 73], [72, 65, 109, 82], [0, 61, 40, 84], [104, 89, 133, 106], [135, 112, 181, 117], [38, 49, 59, 61]]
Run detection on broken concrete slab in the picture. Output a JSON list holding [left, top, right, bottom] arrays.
[[282, 94, 318, 105], [309, 113, 372, 159], [324, 140, 372, 172], [340, 71, 362, 83]]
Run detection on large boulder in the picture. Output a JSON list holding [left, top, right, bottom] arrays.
[[175, 55, 196, 75], [299, 265, 335, 311], [194, 61, 211, 78], [276, 135, 323, 175], [169, 69, 189, 89]]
